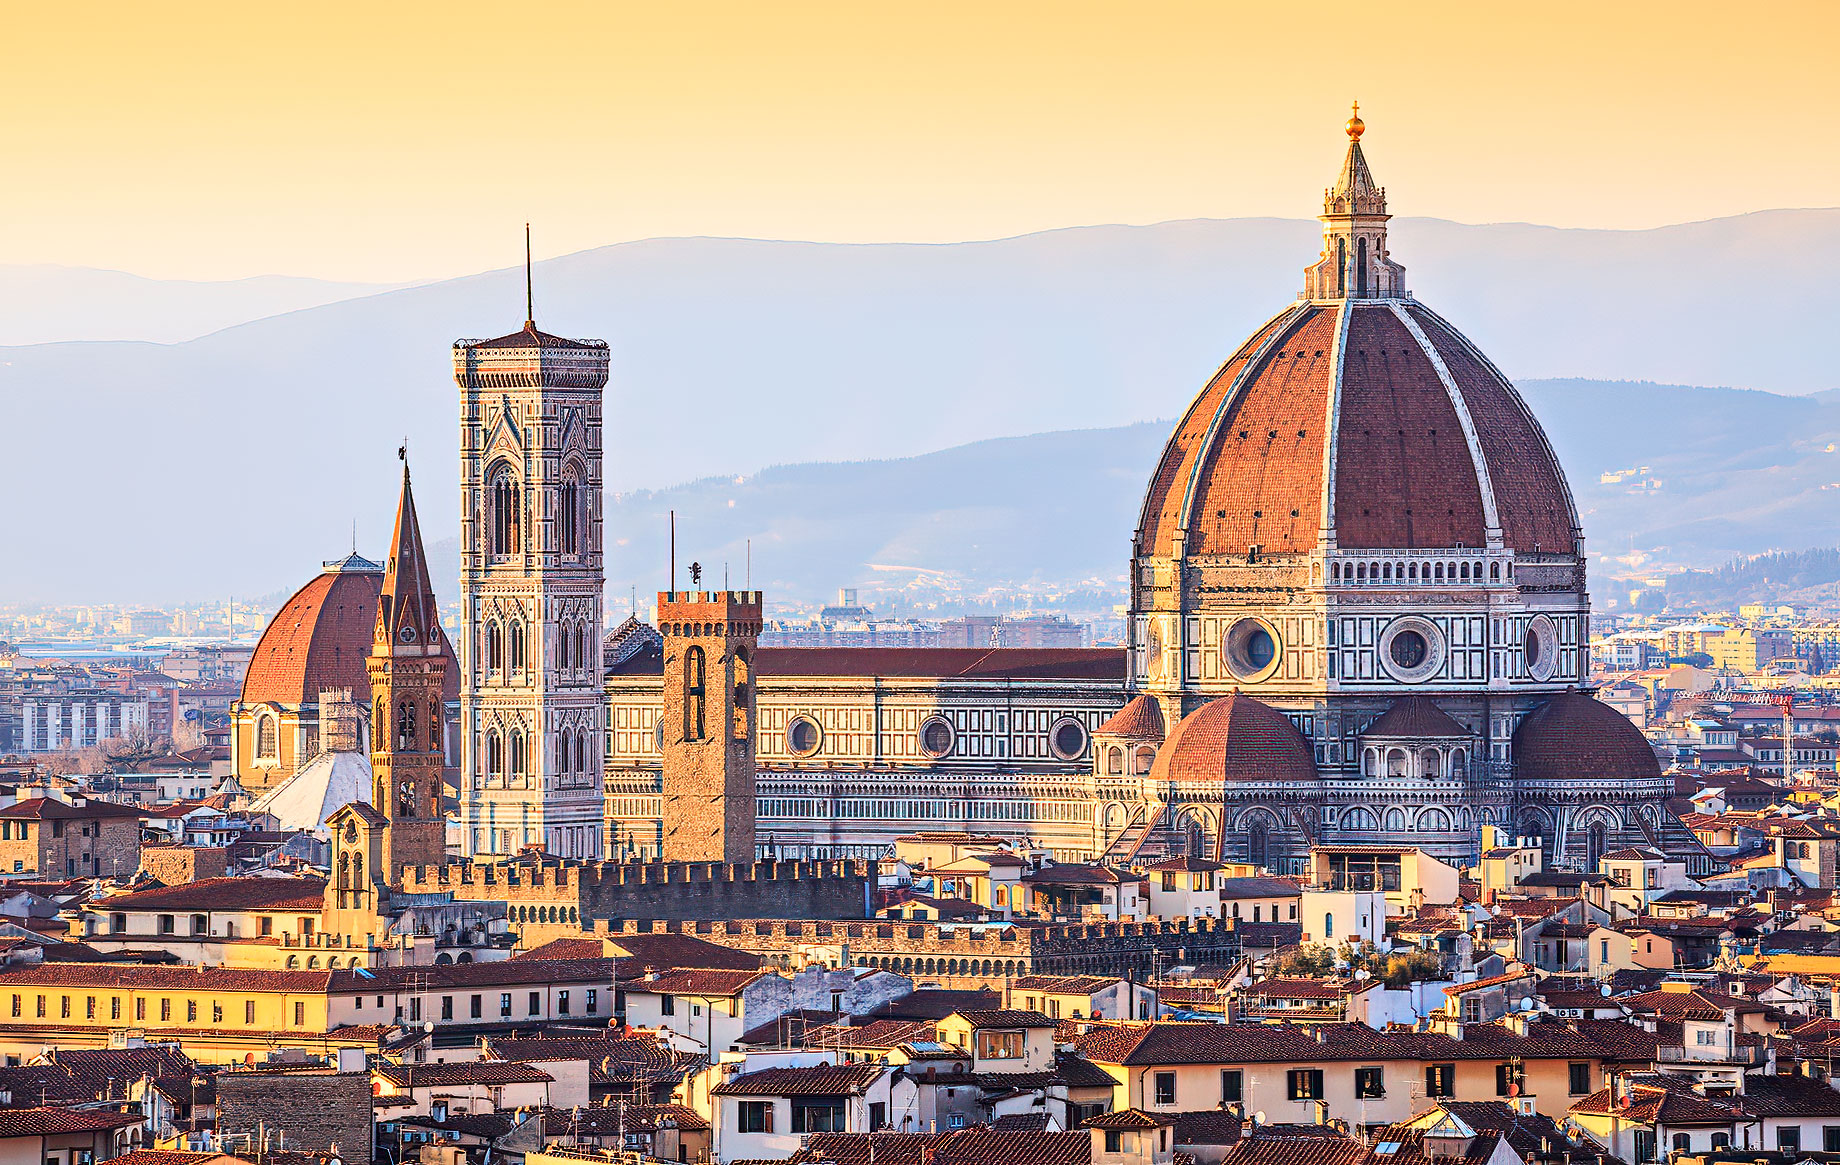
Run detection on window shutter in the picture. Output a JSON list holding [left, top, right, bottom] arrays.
[[1311, 1069, 1324, 1097], [764, 1104, 774, 1133]]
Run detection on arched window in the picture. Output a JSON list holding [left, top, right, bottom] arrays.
[[510, 729, 526, 776], [490, 468, 521, 556], [1489, 562, 1501, 581], [256, 715, 277, 760], [1331, 562, 1341, 582], [397, 700, 416, 750], [1356, 563, 1367, 581], [1408, 563, 1418, 580], [559, 479, 580, 556], [1382, 563, 1392, 581], [509, 621, 525, 671], [1247, 820, 1269, 868], [733, 649, 751, 739], [429, 701, 442, 752], [1434, 562, 1444, 581], [684, 646, 707, 741], [575, 626, 588, 674], [486, 622, 503, 672], [1324, 913, 1334, 938], [1448, 749, 1467, 779], [558, 621, 571, 671], [1459, 561, 1470, 581], [557, 729, 572, 775], [486, 729, 503, 778], [1356, 237, 1368, 297], [574, 730, 587, 776], [1337, 236, 1347, 296], [1105, 747, 1123, 776]]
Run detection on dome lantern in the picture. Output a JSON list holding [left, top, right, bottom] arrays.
[[1304, 104, 1406, 301]]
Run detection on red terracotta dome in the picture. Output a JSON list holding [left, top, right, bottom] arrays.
[[242, 554, 459, 707], [1097, 693, 1165, 740], [1148, 691, 1318, 784], [1136, 300, 1578, 561], [1511, 691, 1661, 782]]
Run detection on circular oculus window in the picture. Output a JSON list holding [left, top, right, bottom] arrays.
[[1379, 617, 1446, 683], [1049, 717, 1089, 761], [918, 715, 956, 759], [1222, 617, 1283, 682], [786, 715, 823, 757], [1524, 614, 1560, 682]]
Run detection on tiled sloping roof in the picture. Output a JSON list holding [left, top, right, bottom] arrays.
[[632, 968, 767, 996], [870, 989, 1002, 1020], [483, 1033, 701, 1086], [0, 1107, 143, 1135], [994, 1113, 1054, 1131], [1054, 1053, 1118, 1089], [756, 647, 1123, 681], [712, 1063, 885, 1096], [788, 1133, 952, 1165], [342, 956, 617, 992], [1739, 1074, 1840, 1117], [951, 1008, 1057, 1028], [1620, 987, 1759, 1019], [615, 1104, 711, 1133], [930, 1128, 1093, 1165], [1077, 1019, 1616, 1067], [513, 931, 761, 972], [1216, 1131, 1370, 1165], [458, 323, 605, 351], [1022, 864, 1137, 886], [1570, 1080, 1741, 1125], [376, 1061, 553, 1087], [0, 797, 142, 820], [1219, 877, 1303, 899], [100, 875, 326, 912], [1013, 975, 1125, 994]]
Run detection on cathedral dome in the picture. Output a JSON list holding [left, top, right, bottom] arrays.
[[1511, 691, 1662, 783], [242, 554, 459, 708], [1135, 116, 1578, 564], [1148, 691, 1317, 784], [1136, 299, 1577, 561]]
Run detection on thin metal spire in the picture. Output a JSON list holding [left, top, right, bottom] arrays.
[[524, 223, 535, 328]]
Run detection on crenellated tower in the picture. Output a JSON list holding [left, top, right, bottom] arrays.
[[657, 590, 761, 864], [454, 270, 609, 860], [366, 460, 450, 874]]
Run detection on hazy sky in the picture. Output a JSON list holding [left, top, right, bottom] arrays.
[[5, 1, 1834, 282]]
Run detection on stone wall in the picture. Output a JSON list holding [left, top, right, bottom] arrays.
[[216, 1069, 373, 1165], [141, 845, 230, 884], [590, 915, 1243, 988], [398, 859, 872, 934]]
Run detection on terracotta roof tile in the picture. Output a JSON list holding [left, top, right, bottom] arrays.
[[1150, 693, 1317, 786]]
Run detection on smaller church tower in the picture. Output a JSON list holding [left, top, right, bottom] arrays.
[[657, 589, 761, 864], [368, 459, 450, 875]]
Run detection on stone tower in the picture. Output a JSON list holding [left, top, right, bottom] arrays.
[[657, 589, 761, 863], [453, 295, 609, 860], [367, 461, 450, 874]]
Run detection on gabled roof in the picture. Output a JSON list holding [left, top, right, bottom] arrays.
[[711, 1062, 885, 1096], [0, 797, 142, 820], [97, 875, 326, 913], [376, 1061, 554, 1087], [1364, 697, 1471, 739], [948, 1008, 1056, 1028]]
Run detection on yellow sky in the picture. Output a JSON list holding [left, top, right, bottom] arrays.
[[3, 0, 1834, 281]]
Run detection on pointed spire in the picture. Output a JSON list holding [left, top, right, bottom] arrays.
[[377, 454, 440, 654], [524, 223, 535, 330]]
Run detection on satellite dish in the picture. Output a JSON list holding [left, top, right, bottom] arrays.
[[1518, 997, 1536, 1012], [1601, 984, 1613, 998], [1255, 1112, 1267, 1126]]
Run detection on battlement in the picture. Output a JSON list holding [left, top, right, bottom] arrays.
[[398, 858, 872, 897], [591, 914, 1234, 949], [657, 590, 764, 632]]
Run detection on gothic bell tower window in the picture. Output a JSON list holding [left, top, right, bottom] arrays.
[[489, 469, 521, 557]]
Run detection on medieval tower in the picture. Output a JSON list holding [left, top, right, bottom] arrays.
[[454, 281, 609, 860], [366, 461, 451, 874], [657, 589, 760, 863]]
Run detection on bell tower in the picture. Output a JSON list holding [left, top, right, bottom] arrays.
[[657, 589, 761, 864], [368, 459, 450, 874], [454, 243, 609, 860]]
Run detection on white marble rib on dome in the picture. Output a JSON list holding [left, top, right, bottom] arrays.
[[250, 749, 373, 834]]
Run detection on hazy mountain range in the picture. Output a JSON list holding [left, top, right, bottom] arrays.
[[4, 208, 1839, 606]]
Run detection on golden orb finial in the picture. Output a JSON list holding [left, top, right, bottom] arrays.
[[1346, 101, 1364, 141]]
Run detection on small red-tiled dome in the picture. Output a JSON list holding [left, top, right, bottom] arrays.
[[1512, 691, 1661, 782], [1097, 694, 1165, 740], [242, 555, 459, 707], [1148, 691, 1318, 784]]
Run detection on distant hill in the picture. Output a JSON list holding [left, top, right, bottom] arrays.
[[0, 265, 405, 345], [6, 209, 1840, 603]]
